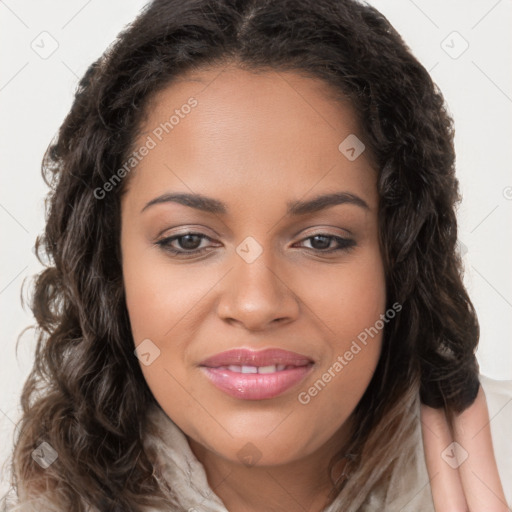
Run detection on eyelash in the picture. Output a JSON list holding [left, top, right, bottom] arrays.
[[155, 232, 356, 257]]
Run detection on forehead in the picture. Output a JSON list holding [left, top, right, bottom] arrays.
[[124, 66, 377, 211]]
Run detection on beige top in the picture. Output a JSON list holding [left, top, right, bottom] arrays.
[[4, 375, 512, 511], [142, 394, 434, 511], [140, 374, 512, 511]]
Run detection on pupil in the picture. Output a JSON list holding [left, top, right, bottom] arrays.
[[181, 234, 200, 249], [311, 235, 330, 250]]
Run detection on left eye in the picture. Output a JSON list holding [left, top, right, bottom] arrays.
[[298, 234, 355, 251]]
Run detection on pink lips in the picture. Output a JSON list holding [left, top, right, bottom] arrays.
[[199, 348, 314, 400]]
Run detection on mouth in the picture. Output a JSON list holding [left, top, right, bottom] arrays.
[[199, 348, 314, 400], [210, 363, 305, 373]]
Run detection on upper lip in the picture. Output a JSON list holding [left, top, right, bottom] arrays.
[[199, 348, 314, 368]]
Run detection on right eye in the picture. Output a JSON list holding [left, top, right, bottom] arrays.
[[156, 232, 217, 257]]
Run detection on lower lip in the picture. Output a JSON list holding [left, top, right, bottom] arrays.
[[200, 365, 313, 400]]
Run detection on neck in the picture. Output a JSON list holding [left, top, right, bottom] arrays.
[[186, 419, 353, 512]]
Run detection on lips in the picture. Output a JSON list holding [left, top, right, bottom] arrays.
[[199, 348, 314, 400], [200, 348, 313, 368]]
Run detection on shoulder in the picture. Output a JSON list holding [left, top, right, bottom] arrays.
[[0, 489, 64, 512], [479, 373, 512, 506]]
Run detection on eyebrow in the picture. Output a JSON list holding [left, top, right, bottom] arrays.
[[141, 191, 369, 215]]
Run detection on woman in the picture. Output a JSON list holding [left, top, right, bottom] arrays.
[[2, 0, 510, 510]]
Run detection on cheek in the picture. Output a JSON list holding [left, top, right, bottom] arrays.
[[122, 250, 206, 414], [293, 249, 386, 422], [296, 243, 386, 347], [122, 241, 210, 345]]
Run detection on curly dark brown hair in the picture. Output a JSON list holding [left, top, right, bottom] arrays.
[[3, 0, 480, 510]]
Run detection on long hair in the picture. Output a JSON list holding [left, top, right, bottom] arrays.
[[3, 0, 480, 510]]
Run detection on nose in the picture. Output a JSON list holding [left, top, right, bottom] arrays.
[[216, 250, 300, 332]]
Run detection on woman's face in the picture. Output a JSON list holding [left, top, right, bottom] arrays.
[[121, 66, 386, 467]]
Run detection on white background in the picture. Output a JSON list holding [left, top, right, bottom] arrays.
[[1, 0, 511, 492]]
